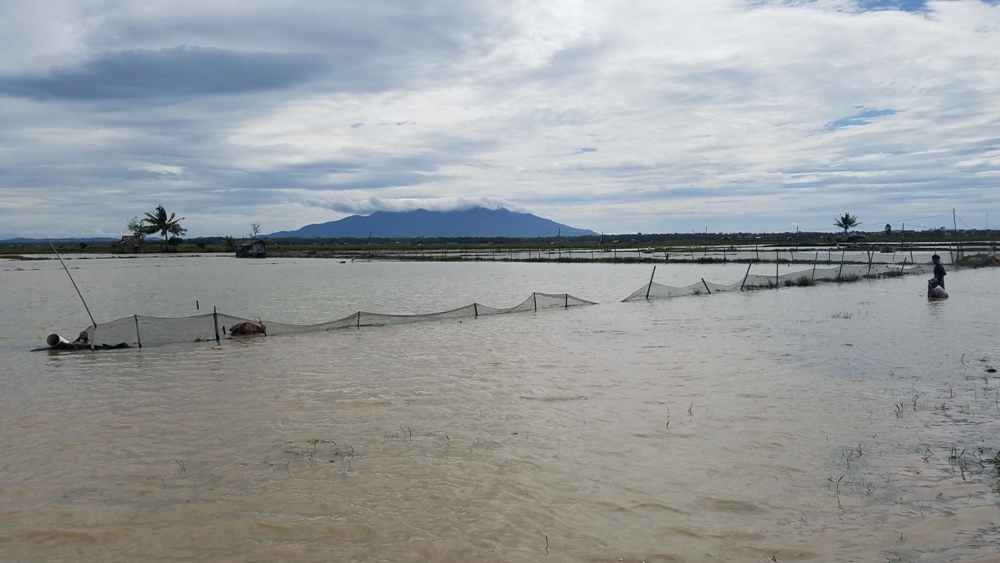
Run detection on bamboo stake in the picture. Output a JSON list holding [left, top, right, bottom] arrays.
[[740, 261, 753, 291], [49, 241, 97, 328]]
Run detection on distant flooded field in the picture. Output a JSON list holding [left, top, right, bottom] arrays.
[[1, 256, 998, 561]]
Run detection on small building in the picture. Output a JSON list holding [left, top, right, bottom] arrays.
[[236, 239, 267, 258], [119, 235, 140, 254]]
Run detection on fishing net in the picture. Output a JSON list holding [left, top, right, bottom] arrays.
[[80, 292, 595, 349], [624, 263, 924, 301], [52, 261, 929, 351]]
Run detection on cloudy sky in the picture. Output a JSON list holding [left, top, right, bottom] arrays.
[[1, 0, 998, 239]]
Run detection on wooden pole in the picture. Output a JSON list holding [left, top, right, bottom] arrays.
[[134, 315, 142, 349], [646, 266, 657, 299], [213, 307, 220, 344], [49, 240, 97, 329], [740, 261, 753, 291], [701, 278, 711, 295]]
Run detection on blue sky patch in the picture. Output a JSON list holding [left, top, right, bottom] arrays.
[[824, 108, 899, 132], [857, 0, 928, 12]]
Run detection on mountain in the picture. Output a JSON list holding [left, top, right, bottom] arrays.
[[265, 208, 597, 239]]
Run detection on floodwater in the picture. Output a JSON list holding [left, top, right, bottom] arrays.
[[1, 255, 998, 562]]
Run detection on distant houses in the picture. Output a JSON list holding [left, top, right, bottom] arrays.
[[236, 239, 266, 258], [119, 235, 140, 253]]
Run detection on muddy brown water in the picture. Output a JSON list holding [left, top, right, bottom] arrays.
[[1, 256, 998, 561]]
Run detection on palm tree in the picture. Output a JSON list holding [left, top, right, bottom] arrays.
[[142, 205, 187, 252], [834, 212, 859, 235]]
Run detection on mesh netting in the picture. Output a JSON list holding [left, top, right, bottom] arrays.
[[54, 261, 928, 351], [624, 263, 924, 301], [81, 292, 595, 349]]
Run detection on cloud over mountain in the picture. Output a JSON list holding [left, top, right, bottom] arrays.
[[1, 0, 998, 238]]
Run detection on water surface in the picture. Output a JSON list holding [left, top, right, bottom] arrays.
[[1, 256, 998, 561]]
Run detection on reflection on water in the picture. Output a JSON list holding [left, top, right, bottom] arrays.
[[1, 257, 999, 561]]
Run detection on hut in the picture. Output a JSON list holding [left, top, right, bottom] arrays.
[[119, 236, 140, 253], [236, 239, 267, 258]]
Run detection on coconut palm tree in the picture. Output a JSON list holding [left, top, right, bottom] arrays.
[[835, 212, 859, 235], [142, 204, 187, 252]]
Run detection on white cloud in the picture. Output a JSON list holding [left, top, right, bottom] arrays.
[[1, 0, 998, 239]]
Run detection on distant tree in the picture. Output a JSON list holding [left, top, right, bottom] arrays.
[[142, 205, 187, 252], [167, 236, 183, 251], [223, 236, 236, 252], [835, 213, 859, 235], [884, 223, 892, 236], [250, 222, 262, 238], [126, 216, 147, 247]]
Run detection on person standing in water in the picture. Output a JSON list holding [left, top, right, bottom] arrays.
[[932, 254, 946, 289]]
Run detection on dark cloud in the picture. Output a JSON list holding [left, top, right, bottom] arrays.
[[0, 46, 326, 100]]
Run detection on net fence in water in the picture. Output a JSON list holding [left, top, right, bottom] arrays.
[[59, 261, 929, 350], [624, 262, 924, 301], [82, 292, 595, 349]]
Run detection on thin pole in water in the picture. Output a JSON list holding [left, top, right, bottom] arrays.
[[49, 240, 97, 328], [740, 261, 753, 291], [213, 306, 220, 344], [646, 266, 657, 299], [134, 314, 142, 348]]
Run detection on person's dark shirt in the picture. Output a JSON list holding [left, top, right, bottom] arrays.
[[934, 263, 946, 286]]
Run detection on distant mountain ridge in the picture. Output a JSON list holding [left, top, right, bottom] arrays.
[[265, 208, 597, 238]]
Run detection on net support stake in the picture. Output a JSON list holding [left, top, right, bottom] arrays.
[[701, 278, 711, 295], [213, 307, 220, 344], [775, 251, 780, 286], [532, 293, 537, 312], [564, 293, 568, 309], [474, 303, 478, 318], [812, 252, 818, 280], [134, 315, 142, 348], [356, 311, 361, 328], [49, 240, 97, 329], [838, 250, 845, 279], [740, 261, 753, 291], [646, 266, 656, 299]]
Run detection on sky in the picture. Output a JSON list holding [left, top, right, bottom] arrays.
[[1, 0, 998, 239]]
